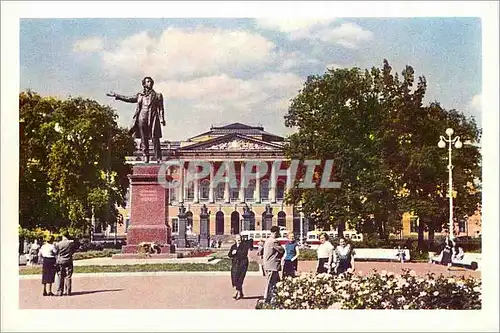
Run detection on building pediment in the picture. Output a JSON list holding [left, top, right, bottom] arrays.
[[180, 134, 283, 152]]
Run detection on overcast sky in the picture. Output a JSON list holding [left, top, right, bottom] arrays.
[[20, 17, 482, 141]]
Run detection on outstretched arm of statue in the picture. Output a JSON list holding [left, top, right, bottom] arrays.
[[158, 93, 166, 125], [106, 91, 138, 103]]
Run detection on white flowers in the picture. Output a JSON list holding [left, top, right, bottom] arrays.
[[265, 269, 481, 311]]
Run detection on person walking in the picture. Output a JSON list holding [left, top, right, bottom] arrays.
[[439, 228, 455, 270], [40, 236, 57, 296], [228, 235, 253, 300], [282, 233, 300, 278], [55, 233, 78, 296], [316, 233, 334, 274], [263, 226, 285, 303], [334, 237, 355, 275]]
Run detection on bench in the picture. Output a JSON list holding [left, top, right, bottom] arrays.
[[353, 248, 411, 262], [431, 252, 481, 271]]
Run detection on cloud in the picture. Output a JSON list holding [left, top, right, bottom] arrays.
[[72, 37, 103, 52], [256, 18, 336, 32], [278, 51, 322, 71], [101, 28, 276, 80], [468, 93, 482, 121], [256, 18, 338, 40], [256, 19, 373, 49], [157, 72, 303, 107], [317, 23, 374, 49], [151, 72, 304, 139], [326, 63, 345, 70]]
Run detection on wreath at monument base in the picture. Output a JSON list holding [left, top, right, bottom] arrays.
[[137, 242, 162, 256]]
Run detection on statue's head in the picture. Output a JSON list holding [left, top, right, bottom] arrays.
[[142, 76, 155, 90]]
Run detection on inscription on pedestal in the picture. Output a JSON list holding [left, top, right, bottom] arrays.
[[139, 190, 158, 202]]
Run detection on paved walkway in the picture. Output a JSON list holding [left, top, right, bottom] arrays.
[[19, 261, 479, 309]]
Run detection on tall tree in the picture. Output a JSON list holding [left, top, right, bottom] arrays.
[[19, 91, 135, 233], [283, 60, 481, 242]]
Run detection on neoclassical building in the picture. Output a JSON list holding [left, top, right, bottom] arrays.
[[117, 122, 481, 240], [123, 123, 306, 237]]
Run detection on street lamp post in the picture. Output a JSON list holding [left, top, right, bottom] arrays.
[[438, 128, 462, 240]]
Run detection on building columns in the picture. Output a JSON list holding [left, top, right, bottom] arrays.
[[239, 162, 245, 203], [286, 165, 293, 193], [193, 166, 199, 203], [270, 162, 277, 203], [178, 163, 185, 202], [224, 162, 230, 203], [209, 162, 215, 203], [254, 166, 261, 203]]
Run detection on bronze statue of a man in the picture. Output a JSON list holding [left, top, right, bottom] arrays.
[[107, 77, 166, 163]]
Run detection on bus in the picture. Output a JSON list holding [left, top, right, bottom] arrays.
[[240, 227, 290, 248], [305, 230, 363, 249]]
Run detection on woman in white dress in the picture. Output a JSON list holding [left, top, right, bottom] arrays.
[[316, 233, 334, 274]]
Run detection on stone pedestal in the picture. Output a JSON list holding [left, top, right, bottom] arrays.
[[199, 205, 210, 248], [120, 164, 171, 254], [177, 203, 187, 248]]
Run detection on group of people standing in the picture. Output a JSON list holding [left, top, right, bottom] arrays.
[[227, 228, 357, 303], [228, 226, 300, 303], [316, 232, 356, 275], [37, 233, 79, 296]]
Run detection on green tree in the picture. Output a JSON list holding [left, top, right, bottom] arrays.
[[19, 91, 135, 233], [284, 60, 481, 243]]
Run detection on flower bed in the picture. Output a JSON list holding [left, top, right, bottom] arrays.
[[256, 269, 481, 310]]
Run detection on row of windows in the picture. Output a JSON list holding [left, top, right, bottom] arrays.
[[170, 211, 288, 235], [169, 179, 286, 202]]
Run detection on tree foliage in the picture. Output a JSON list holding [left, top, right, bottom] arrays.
[[284, 60, 481, 240], [19, 91, 135, 233]]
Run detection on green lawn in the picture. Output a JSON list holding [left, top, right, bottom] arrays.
[[19, 259, 259, 275]]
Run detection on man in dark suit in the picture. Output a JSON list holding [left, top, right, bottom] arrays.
[[55, 232, 79, 296], [107, 76, 166, 163]]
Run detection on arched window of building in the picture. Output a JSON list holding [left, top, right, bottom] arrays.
[[277, 180, 286, 201], [249, 211, 256, 230], [231, 211, 240, 234], [167, 181, 177, 203], [215, 211, 224, 235], [200, 179, 210, 201], [261, 179, 270, 201], [277, 211, 286, 228], [293, 211, 301, 236], [215, 182, 225, 201], [245, 179, 255, 201], [186, 211, 193, 232]]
